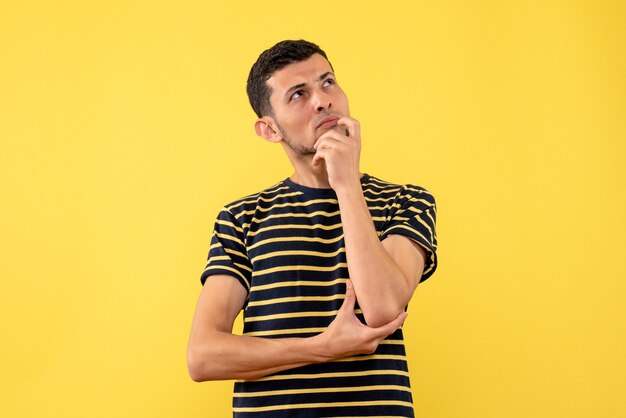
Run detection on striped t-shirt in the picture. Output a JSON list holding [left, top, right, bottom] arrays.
[[201, 173, 438, 417]]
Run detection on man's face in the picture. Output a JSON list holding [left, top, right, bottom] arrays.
[[266, 53, 350, 155]]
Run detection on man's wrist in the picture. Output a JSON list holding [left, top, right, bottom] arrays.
[[333, 176, 363, 198], [308, 333, 334, 363]]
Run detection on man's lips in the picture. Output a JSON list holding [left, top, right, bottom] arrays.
[[316, 115, 340, 130]]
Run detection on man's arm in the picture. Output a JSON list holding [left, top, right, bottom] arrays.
[[187, 275, 406, 382], [313, 117, 427, 327], [336, 186, 426, 328]]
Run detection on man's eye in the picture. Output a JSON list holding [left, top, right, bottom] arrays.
[[323, 79, 335, 87], [291, 91, 303, 100]]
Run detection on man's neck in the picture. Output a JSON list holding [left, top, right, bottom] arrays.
[[289, 161, 332, 189], [281, 142, 362, 190], [280, 141, 332, 189]]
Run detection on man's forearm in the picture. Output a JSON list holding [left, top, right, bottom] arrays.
[[187, 280, 407, 382], [335, 180, 415, 327], [188, 331, 326, 382]]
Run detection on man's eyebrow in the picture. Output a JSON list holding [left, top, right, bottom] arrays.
[[284, 82, 306, 99], [284, 72, 336, 99], [318, 71, 334, 81]]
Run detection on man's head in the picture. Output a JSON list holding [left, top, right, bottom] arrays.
[[247, 40, 332, 118], [247, 40, 350, 156]]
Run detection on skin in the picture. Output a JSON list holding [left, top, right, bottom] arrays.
[[187, 53, 427, 381]]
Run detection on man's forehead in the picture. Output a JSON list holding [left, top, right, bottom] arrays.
[[267, 54, 333, 91]]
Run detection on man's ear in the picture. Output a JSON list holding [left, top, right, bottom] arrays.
[[254, 117, 283, 144]]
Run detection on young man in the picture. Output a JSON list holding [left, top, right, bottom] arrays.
[[188, 40, 438, 417]]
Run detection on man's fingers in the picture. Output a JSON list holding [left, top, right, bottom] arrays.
[[314, 132, 345, 150], [332, 124, 350, 137], [312, 149, 326, 166], [336, 117, 360, 141], [371, 311, 407, 338], [339, 280, 356, 313]]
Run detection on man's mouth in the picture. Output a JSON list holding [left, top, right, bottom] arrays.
[[316, 115, 340, 130]]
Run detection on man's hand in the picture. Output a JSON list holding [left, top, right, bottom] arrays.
[[312, 116, 362, 192], [312, 115, 425, 328], [313, 280, 407, 360]]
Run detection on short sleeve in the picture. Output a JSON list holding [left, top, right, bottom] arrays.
[[200, 208, 252, 293], [379, 186, 438, 282]]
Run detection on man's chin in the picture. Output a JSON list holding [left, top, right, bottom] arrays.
[[297, 148, 317, 156]]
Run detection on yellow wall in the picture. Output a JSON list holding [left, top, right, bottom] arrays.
[[1, 1, 624, 417]]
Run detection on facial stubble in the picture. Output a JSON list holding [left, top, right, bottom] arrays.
[[275, 122, 317, 155]]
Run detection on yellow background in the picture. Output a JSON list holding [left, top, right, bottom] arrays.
[[1, 1, 624, 417]]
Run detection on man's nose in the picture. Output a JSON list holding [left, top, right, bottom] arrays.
[[314, 90, 332, 113]]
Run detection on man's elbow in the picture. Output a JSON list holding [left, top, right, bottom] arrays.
[[359, 289, 410, 328], [362, 305, 405, 328], [187, 348, 219, 382]]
